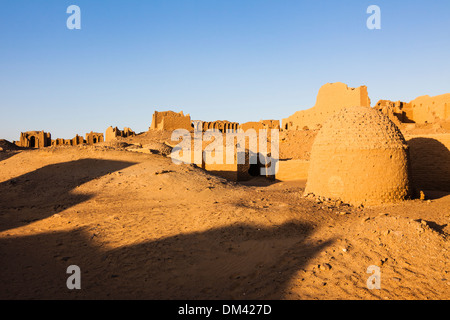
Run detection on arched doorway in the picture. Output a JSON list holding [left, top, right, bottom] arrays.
[[29, 136, 36, 148]]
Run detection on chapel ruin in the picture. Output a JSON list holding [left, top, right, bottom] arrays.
[[16, 131, 52, 148], [86, 132, 104, 145], [304, 106, 412, 206]]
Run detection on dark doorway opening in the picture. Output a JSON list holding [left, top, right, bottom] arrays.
[[248, 163, 260, 177], [29, 136, 36, 148]]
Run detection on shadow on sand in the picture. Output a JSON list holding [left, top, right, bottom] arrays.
[[0, 220, 333, 299], [0, 159, 137, 232], [0, 151, 21, 163]]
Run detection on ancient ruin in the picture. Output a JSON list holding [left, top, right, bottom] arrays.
[[72, 134, 85, 145], [52, 138, 71, 146], [376, 94, 450, 125], [282, 82, 371, 130], [374, 100, 412, 125], [16, 131, 52, 148], [202, 120, 239, 132], [150, 111, 192, 131], [260, 120, 281, 130], [200, 143, 275, 182], [239, 122, 265, 132], [305, 106, 412, 206], [52, 134, 85, 147], [85, 132, 104, 145], [191, 120, 203, 131], [239, 120, 280, 132], [105, 126, 136, 142], [410, 94, 450, 123]]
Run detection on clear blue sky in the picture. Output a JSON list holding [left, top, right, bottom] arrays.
[[1, 0, 449, 141]]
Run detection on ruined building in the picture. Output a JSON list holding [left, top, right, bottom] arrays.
[[105, 126, 135, 142], [52, 138, 71, 146], [191, 120, 203, 131], [409, 94, 450, 123], [305, 106, 412, 206], [52, 134, 85, 147], [16, 131, 52, 148], [260, 120, 281, 130], [239, 120, 280, 132], [282, 82, 371, 130], [376, 94, 450, 125], [72, 134, 84, 145], [202, 120, 239, 132], [85, 132, 104, 145], [150, 111, 192, 131], [374, 100, 412, 125], [201, 148, 275, 182]]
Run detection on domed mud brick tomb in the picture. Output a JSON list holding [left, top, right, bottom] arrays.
[[305, 106, 412, 206]]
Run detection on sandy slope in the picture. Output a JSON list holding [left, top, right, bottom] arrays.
[[0, 146, 449, 299]]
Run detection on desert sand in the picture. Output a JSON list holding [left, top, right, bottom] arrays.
[[0, 139, 449, 300]]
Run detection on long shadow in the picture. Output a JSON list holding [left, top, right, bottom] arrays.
[[0, 151, 20, 163], [408, 138, 450, 197], [421, 220, 449, 236], [0, 221, 333, 299], [0, 159, 137, 232], [239, 176, 282, 187]]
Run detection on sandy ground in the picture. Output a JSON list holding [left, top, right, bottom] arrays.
[[0, 144, 449, 300]]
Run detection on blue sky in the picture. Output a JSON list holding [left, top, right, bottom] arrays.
[[1, 0, 449, 141]]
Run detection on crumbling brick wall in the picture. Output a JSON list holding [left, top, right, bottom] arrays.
[[105, 126, 135, 142], [150, 111, 192, 131], [282, 82, 371, 131]]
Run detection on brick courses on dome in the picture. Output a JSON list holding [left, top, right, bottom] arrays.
[[304, 106, 412, 206]]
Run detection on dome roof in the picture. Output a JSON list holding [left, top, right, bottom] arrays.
[[305, 106, 412, 206], [314, 106, 407, 150]]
